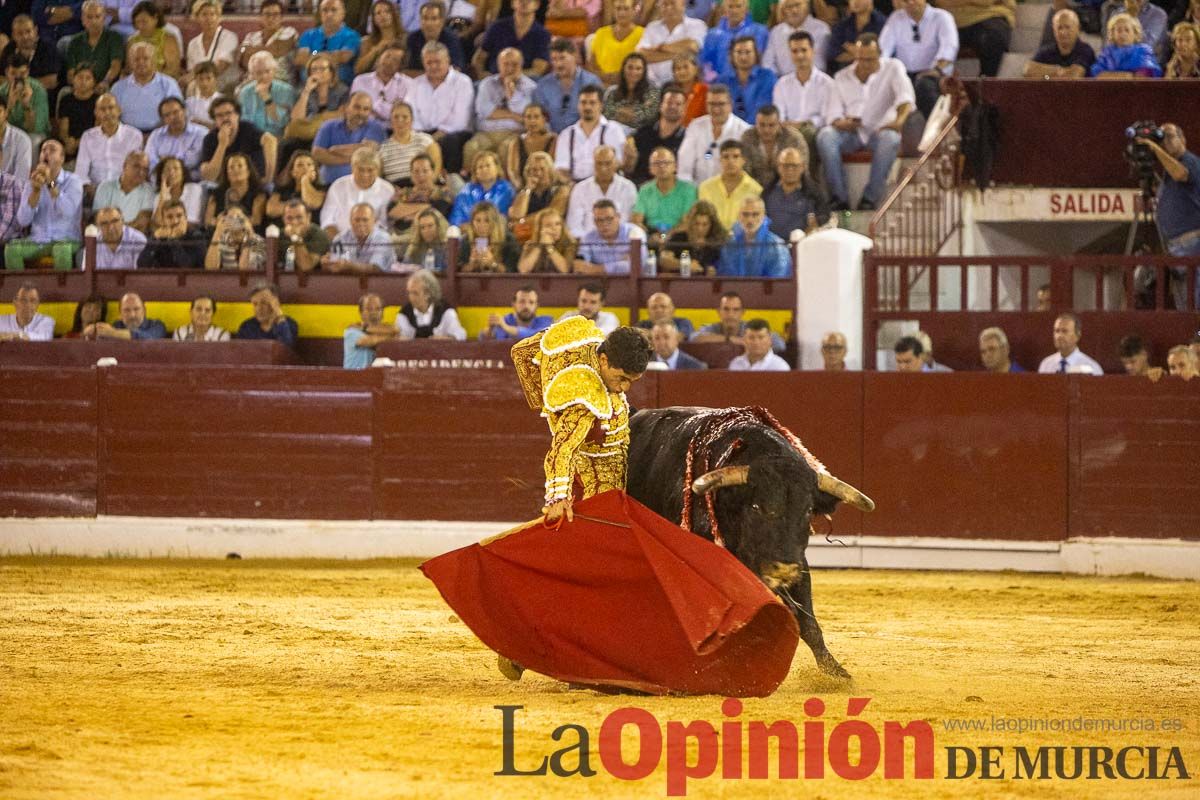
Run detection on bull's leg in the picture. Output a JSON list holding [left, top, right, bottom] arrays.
[[781, 564, 850, 680]]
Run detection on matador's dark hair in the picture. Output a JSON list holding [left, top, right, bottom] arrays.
[[598, 326, 653, 375]]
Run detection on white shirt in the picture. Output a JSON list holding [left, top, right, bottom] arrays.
[[763, 16, 831, 75], [75, 123, 144, 186], [321, 175, 395, 235], [773, 68, 834, 128], [396, 305, 467, 340], [0, 312, 54, 341], [0, 124, 31, 182], [729, 351, 790, 371], [677, 114, 751, 183], [351, 71, 415, 127], [93, 226, 147, 270], [331, 228, 396, 271], [879, 8, 959, 74], [565, 174, 638, 238], [553, 116, 628, 181], [174, 324, 231, 341], [558, 309, 619, 335], [638, 17, 709, 85], [410, 69, 475, 134], [824, 58, 915, 144], [1037, 348, 1104, 375], [187, 26, 241, 86]]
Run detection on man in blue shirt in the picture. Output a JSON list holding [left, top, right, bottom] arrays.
[[405, 0, 468, 73], [479, 285, 553, 340], [700, 0, 769, 81], [344, 292, 398, 369], [718, 196, 791, 277], [236, 283, 299, 346], [89, 292, 167, 340], [8, 138, 83, 271], [574, 199, 648, 275], [110, 42, 182, 134], [145, 97, 207, 179], [31, 0, 83, 46], [534, 38, 601, 133], [1144, 123, 1200, 308], [474, 0, 550, 77], [296, 0, 362, 86], [717, 35, 776, 123], [312, 92, 387, 184]]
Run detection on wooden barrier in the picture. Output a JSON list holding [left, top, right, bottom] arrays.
[[0, 340, 301, 366]]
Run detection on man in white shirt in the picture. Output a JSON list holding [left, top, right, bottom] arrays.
[[773, 29, 833, 172], [396, 268, 467, 340], [1037, 312, 1104, 374], [74, 93, 143, 193], [465, 47, 537, 168], [763, 0, 831, 74], [728, 318, 790, 371], [350, 43, 414, 128], [879, 0, 958, 118], [91, 206, 147, 269], [677, 84, 751, 184], [638, 0, 708, 86], [554, 85, 627, 182], [558, 283, 619, 334], [565, 145, 637, 238], [320, 148, 395, 237], [408, 41, 475, 174], [0, 283, 54, 341], [815, 33, 913, 211]]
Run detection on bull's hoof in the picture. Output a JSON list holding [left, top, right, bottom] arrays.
[[817, 653, 852, 681], [497, 655, 525, 681]]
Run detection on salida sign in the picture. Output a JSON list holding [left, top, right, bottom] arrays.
[[1047, 191, 1135, 217]]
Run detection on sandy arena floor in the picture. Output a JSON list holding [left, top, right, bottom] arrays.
[[0, 557, 1197, 799]]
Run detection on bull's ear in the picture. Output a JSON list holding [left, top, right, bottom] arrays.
[[691, 465, 750, 495]]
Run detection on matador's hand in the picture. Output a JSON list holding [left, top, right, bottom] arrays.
[[543, 500, 574, 527]]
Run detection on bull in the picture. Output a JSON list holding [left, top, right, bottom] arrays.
[[626, 406, 875, 679]]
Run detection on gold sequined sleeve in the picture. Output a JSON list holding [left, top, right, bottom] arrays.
[[511, 333, 544, 412], [543, 406, 595, 506]]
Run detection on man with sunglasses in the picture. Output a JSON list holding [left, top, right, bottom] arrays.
[[879, 0, 957, 119]]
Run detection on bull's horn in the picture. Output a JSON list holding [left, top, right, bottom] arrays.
[[691, 465, 750, 495], [817, 472, 876, 512]]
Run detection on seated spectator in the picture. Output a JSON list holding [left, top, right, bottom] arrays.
[[1024, 9, 1096, 79], [322, 147, 394, 237], [1037, 312, 1104, 374], [173, 295, 229, 341], [449, 150, 516, 225], [893, 335, 925, 372], [672, 53, 708, 126], [632, 146, 698, 240], [827, 0, 886, 69], [285, 53, 348, 147], [978, 326, 1024, 373], [718, 196, 789, 277], [138, 199, 206, 269], [0, 283, 54, 341], [267, 151, 326, 226], [764, 145, 828, 239], [575, 198, 648, 275], [409, 41, 475, 174], [764, 0, 831, 75], [0, 153, 22, 245], [626, 84, 687, 183], [1166, 344, 1199, 380], [312, 92, 386, 185], [701, 0, 769, 81], [9, 139, 83, 271], [818, 33, 913, 211], [604, 53, 661, 134], [516, 207, 576, 272], [1091, 12, 1162, 76], [296, 0, 361, 86], [821, 330, 848, 369], [88, 292, 166, 340], [558, 282, 619, 333], [126, 1, 181, 79], [344, 291, 398, 368], [237, 52, 294, 139], [637, 291, 695, 338], [4, 14, 62, 92], [402, 208, 451, 271], [200, 96, 277, 186], [1118, 333, 1152, 375], [636, 0, 707, 87], [405, 1, 467, 75], [508, 151, 571, 231], [1, 55, 50, 142], [185, 60, 222, 128], [699, 140, 762, 229], [356, 1, 405, 75], [235, 282, 298, 345], [879, 0, 956, 120], [555, 85, 628, 182], [389, 152, 455, 236], [718, 36, 776, 124], [677, 85, 751, 184], [772, 31, 832, 175], [504, 102, 556, 189], [1036, 282, 1052, 311], [324, 203, 396, 272], [458, 200, 520, 272], [95, 151, 154, 233], [474, 0, 551, 78], [205, 152, 267, 230], [591, 0, 646, 85], [66, 294, 106, 339], [729, 318, 789, 370], [152, 156, 204, 228], [56, 65, 98, 159], [186, 1, 241, 91], [146, 97, 207, 179], [280, 199, 332, 272], [205, 205, 266, 271], [0, 102, 31, 180], [937, 0, 1013, 79], [479, 284, 554, 340], [111, 42, 182, 135], [350, 42, 413, 129], [692, 290, 786, 352], [380, 101, 442, 185], [467, 48, 537, 173], [1164, 21, 1200, 78], [742, 103, 805, 188], [238, 0, 298, 83], [660, 200, 728, 275], [396, 267, 467, 340], [534, 38, 602, 133], [1100, 0, 1167, 59], [650, 319, 707, 369], [567, 146, 636, 237], [914, 329, 952, 371]]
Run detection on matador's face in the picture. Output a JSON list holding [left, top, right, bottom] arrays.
[[597, 353, 642, 394]]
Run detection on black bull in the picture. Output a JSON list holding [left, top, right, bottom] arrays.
[[626, 407, 875, 679]]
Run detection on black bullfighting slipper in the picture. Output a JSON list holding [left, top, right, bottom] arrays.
[[497, 655, 525, 681]]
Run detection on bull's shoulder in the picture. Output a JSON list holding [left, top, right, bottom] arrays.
[[544, 365, 613, 419]]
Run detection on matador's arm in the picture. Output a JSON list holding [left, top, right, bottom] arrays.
[[544, 405, 596, 506]]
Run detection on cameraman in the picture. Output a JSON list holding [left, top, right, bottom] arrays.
[[1139, 123, 1200, 309]]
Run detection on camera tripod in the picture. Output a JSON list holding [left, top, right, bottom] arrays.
[[1124, 183, 1161, 256]]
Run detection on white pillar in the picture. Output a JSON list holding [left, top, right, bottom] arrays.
[[793, 229, 875, 370]]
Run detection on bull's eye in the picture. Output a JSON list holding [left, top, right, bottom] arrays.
[[751, 503, 761, 512]]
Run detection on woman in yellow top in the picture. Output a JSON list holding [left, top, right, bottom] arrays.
[[126, 0, 181, 78], [588, 0, 644, 84]]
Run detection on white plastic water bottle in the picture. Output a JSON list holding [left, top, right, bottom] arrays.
[[284, 245, 295, 272], [644, 248, 657, 276], [423, 248, 436, 271], [679, 250, 692, 277]]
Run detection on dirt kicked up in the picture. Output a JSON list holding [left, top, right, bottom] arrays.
[[0, 557, 1196, 799]]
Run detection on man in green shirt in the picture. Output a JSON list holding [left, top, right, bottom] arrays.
[[631, 146, 697, 247], [66, 1, 125, 89], [0, 55, 49, 140]]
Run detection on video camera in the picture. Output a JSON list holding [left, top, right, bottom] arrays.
[[1125, 121, 1165, 188]]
